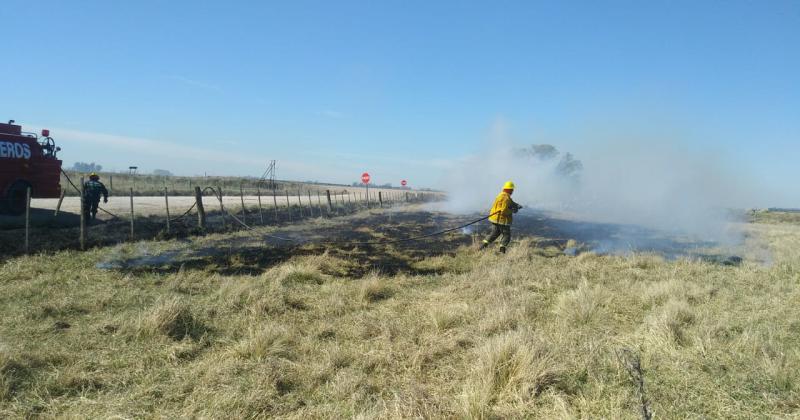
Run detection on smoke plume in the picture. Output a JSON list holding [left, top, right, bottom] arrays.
[[443, 122, 765, 247]]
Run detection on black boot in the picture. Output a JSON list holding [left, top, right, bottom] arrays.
[[499, 246, 506, 254]]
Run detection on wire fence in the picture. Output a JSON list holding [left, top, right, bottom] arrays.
[[3, 175, 440, 255], [58, 170, 419, 198]]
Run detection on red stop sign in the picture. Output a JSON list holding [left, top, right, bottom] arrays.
[[361, 172, 370, 184], [401, 180, 407, 186]]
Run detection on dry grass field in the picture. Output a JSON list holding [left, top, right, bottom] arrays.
[[1, 208, 798, 418]]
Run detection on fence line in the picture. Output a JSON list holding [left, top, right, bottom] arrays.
[[13, 186, 439, 254]]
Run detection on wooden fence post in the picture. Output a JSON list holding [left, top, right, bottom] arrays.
[[326, 190, 333, 213], [129, 188, 135, 241], [272, 193, 279, 223], [378, 191, 383, 208], [257, 187, 264, 224], [296, 192, 304, 217], [317, 191, 323, 216], [218, 186, 226, 229], [285, 192, 292, 221], [164, 187, 171, 233], [307, 190, 314, 217], [194, 186, 206, 229], [79, 177, 85, 250], [239, 184, 247, 224], [109, 175, 113, 192], [54, 189, 65, 216], [25, 186, 31, 254]]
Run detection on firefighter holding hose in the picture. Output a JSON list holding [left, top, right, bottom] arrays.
[[479, 181, 522, 253], [83, 172, 109, 223]]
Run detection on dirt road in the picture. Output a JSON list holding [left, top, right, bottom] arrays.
[[36, 191, 399, 216]]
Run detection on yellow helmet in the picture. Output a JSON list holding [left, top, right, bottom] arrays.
[[89, 172, 99, 179], [503, 181, 515, 190]]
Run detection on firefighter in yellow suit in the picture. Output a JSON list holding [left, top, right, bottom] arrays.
[[479, 181, 522, 253]]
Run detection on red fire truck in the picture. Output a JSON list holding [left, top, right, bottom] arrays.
[[0, 120, 62, 215]]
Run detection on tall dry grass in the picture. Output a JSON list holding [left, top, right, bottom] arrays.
[[0, 220, 799, 418]]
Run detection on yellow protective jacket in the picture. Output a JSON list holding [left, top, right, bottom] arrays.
[[488, 191, 518, 225]]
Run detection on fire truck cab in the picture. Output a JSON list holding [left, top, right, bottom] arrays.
[[0, 120, 62, 215]]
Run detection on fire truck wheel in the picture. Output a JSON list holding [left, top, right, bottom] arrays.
[[5, 181, 31, 216]]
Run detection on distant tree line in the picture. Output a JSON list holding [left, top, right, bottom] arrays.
[[351, 182, 394, 188], [515, 144, 583, 182], [71, 162, 103, 172], [71, 163, 178, 177]]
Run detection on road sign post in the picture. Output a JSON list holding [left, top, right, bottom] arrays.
[[361, 172, 370, 208]]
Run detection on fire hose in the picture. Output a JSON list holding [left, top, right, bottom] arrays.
[[218, 204, 500, 246], [201, 185, 501, 245], [328, 211, 498, 246], [168, 202, 197, 222]]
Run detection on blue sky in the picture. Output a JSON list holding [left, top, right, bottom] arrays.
[[1, 1, 798, 201]]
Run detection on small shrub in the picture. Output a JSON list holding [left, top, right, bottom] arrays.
[[283, 270, 324, 286], [271, 260, 328, 287], [325, 345, 354, 370], [0, 351, 12, 400], [632, 254, 665, 270], [647, 299, 696, 346], [414, 254, 474, 274], [554, 280, 609, 327], [360, 276, 395, 302], [45, 363, 104, 397], [219, 278, 287, 316], [234, 325, 295, 361], [430, 303, 469, 332], [460, 330, 561, 417], [138, 297, 208, 341], [762, 350, 800, 393], [479, 304, 520, 336], [0, 351, 41, 401]]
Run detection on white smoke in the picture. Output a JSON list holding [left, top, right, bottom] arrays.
[[442, 121, 767, 245]]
